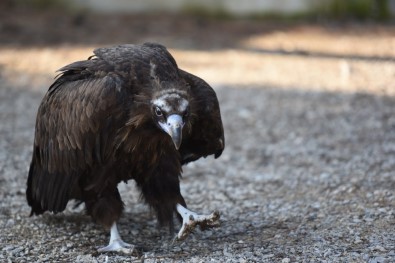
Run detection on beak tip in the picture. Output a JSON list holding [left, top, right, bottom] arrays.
[[160, 114, 184, 150], [173, 139, 182, 150]]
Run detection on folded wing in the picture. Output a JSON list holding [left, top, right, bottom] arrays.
[[178, 69, 225, 164]]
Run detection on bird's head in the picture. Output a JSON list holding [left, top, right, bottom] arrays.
[[151, 89, 190, 150]]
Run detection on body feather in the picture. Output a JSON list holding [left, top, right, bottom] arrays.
[[27, 43, 225, 229]]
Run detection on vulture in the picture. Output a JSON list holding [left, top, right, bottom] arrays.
[[26, 43, 224, 253]]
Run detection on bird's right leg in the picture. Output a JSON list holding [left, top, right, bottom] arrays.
[[97, 222, 134, 254], [84, 187, 134, 254]]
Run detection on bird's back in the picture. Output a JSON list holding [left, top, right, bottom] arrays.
[[26, 42, 224, 220]]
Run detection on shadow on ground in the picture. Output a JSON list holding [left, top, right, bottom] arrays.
[[1, 74, 394, 261]]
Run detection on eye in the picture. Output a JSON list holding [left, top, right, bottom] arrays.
[[155, 107, 163, 117]]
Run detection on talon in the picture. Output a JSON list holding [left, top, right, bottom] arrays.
[[98, 240, 134, 254], [98, 223, 135, 254], [175, 204, 220, 241]]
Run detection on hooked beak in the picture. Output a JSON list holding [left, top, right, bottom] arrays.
[[159, 114, 184, 150]]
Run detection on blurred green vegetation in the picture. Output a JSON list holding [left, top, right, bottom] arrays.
[[317, 0, 391, 21], [4, 0, 392, 21], [181, 3, 233, 20], [8, 0, 75, 11], [183, 0, 392, 21]]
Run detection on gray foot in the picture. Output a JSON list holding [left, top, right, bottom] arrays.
[[98, 222, 134, 254], [98, 239, 134, 254], [175, 204, 220, 240]]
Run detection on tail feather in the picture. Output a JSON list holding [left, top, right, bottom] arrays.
[[26, 160, 46, 216]]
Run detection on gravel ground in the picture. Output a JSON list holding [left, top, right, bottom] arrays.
[[1, 10, 395, 262]]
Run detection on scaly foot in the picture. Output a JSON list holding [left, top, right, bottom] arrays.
[[175, 204, 220, 240], [98, 222, 134, 254], [98, 239, 134, 254]]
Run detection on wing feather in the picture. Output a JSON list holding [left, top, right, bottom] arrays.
[[26, 43, 224, 216], [27, 63, 128, 214], [178, 69, 225, 164]]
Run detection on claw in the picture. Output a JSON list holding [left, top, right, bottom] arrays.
[[98, 223, 134, 254], [175, 204, 220, 241], [98, 239, 134, 254]]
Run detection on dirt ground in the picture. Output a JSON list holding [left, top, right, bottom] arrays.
[[1, 9, 395, 262]]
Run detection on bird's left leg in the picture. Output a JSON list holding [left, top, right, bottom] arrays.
[[97, 222, 134, 254], [137, 167, 220, 241], [175, 204, 220, 240]]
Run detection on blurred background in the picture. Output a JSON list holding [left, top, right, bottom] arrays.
[[1, 1, 395, 262], [0, 0, 394, 95]]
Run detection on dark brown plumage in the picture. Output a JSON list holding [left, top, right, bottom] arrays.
[[26, 43, 224, 252]]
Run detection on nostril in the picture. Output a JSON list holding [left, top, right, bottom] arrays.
[[168, 122, 180, 128]]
